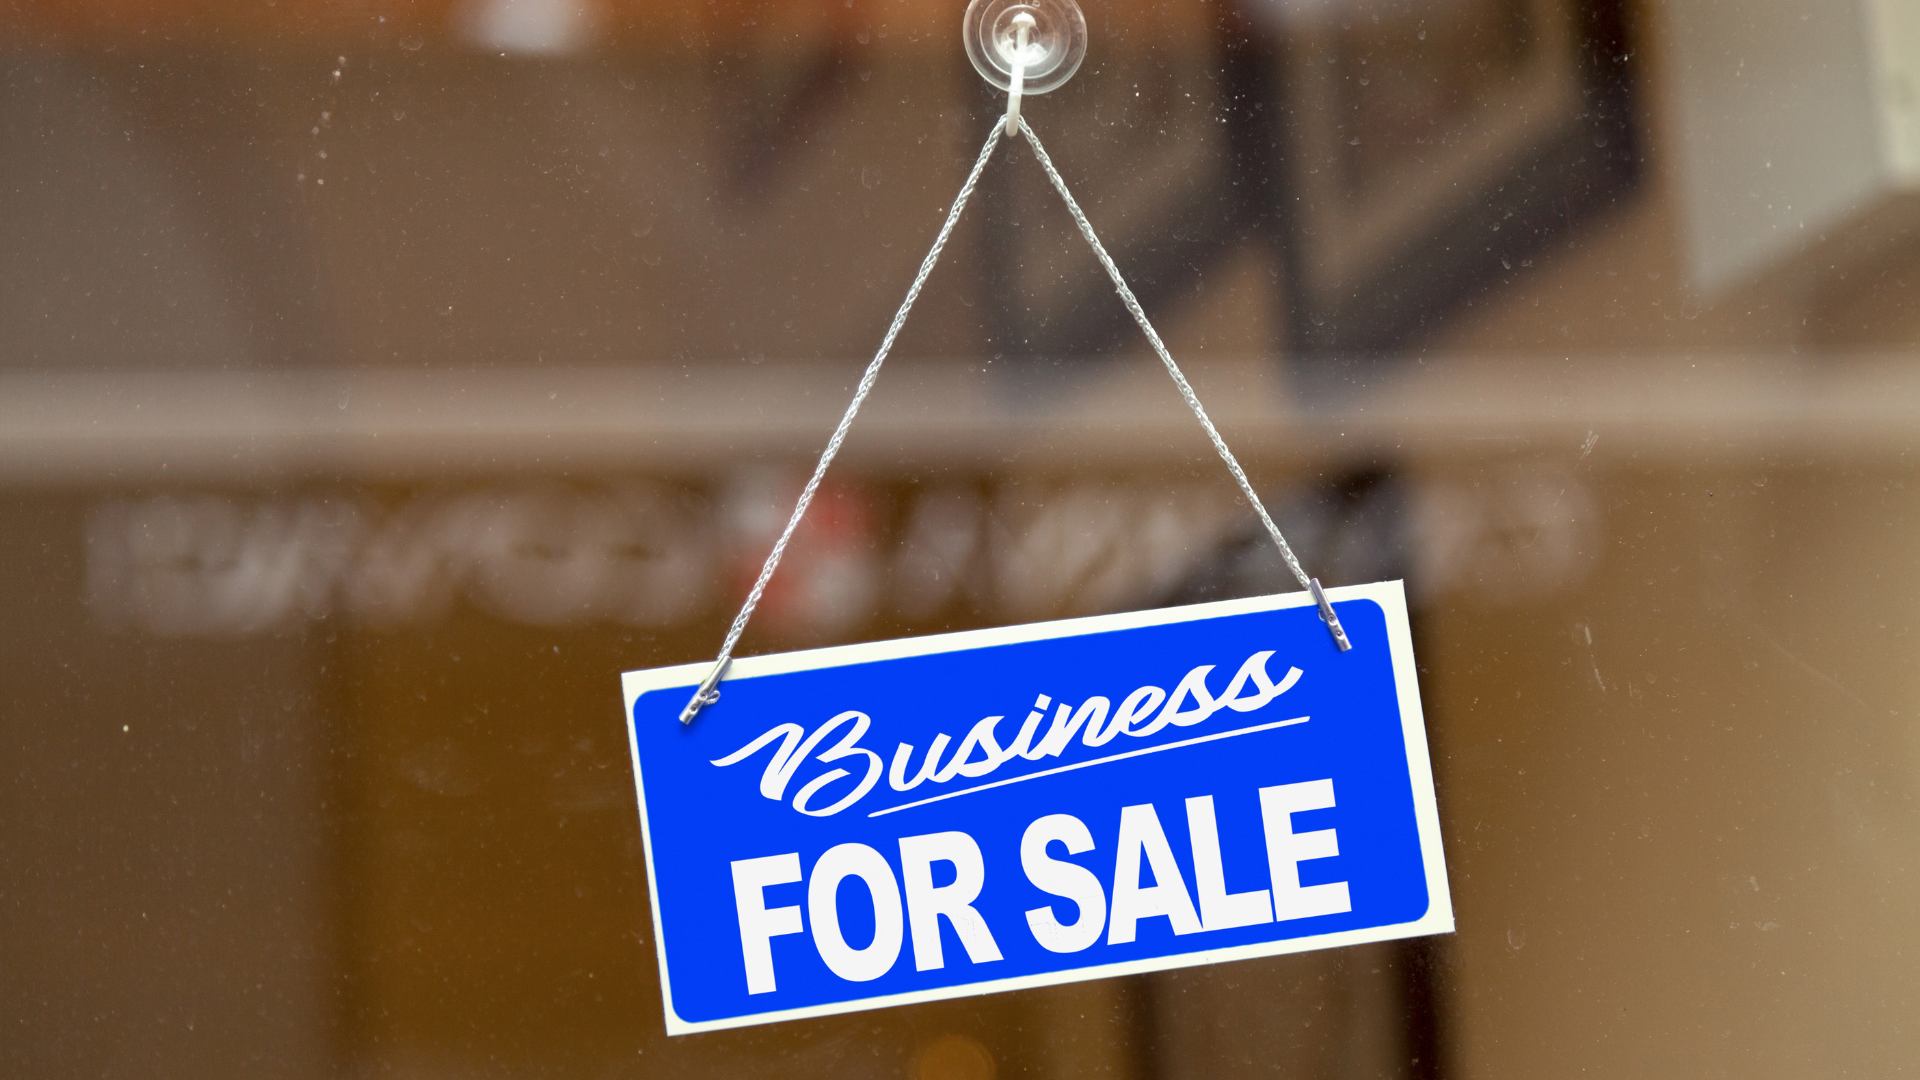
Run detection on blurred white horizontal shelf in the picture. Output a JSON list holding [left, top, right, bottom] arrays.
[[3, 354, 1919, 485]]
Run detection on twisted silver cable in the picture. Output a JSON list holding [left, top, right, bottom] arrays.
[[1017, 121, 1317, 595], [681, 114, 1352, 724], [680, 119, 1007, 723]]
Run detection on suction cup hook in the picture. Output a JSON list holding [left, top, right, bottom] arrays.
[[963, 0, 1087, 133]]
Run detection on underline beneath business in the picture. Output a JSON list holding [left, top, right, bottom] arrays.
[[866, 715, 1312, 818]]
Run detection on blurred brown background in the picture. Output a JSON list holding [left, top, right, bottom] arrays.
[[4, 0, 1919, 1076]]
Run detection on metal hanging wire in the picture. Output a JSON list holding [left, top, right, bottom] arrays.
[[679, 57, 1350, 725]]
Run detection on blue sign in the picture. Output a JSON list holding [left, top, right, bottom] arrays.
[[621, 582, 1451, 1034]]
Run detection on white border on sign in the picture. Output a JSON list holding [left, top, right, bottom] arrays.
[[619, 580, 1453, 1036]]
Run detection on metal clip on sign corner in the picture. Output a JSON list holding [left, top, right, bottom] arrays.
[[681, 0, 1351, 725], [677, 656, 730, 725], [1312, 579, 1353, 651]]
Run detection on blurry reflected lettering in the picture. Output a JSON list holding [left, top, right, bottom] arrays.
[[890, 485, 989, 622], [85, 483, 712, 635], [85, 495, 367, 637], [85, 469, 1597, 637], [722, 469, 882, 643], [985, 484, 1243, 621]]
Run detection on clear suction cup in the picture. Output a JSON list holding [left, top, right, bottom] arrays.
[[963, 0, 1087, 96]]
